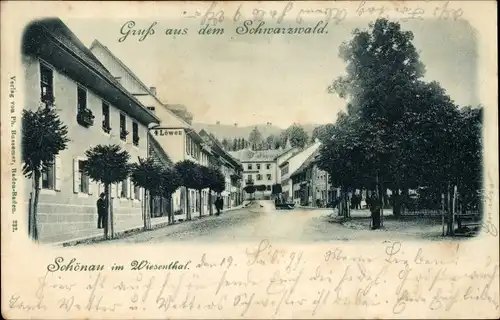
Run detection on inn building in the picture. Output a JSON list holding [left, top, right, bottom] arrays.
[[90, 39, 235, 219], [22, 19, 160, 243]]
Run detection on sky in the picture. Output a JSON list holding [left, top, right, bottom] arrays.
[[64, 17, 478, 128]]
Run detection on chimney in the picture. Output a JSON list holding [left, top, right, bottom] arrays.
[[149, 87, 157, 96]]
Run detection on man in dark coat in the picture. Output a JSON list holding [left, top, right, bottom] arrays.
[[96, 192, 107, 229], [215, 196, 222, 215]]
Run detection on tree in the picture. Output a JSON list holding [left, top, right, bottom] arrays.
[[282, 124, 309, 149], [326, 18, 427, 220], [232, 138, 238, 151], [130, 157, 164, 230], [174, 160, 204, 220], [256, 184, 267, 198], [243, 185, 256, 200], [220, 138, 230, 151], [194, 165, 212, 217], [248, 127, 263, 150], [160, 167, 182, 223], [22, 106, 70, 241], [311, 124, 336, 143], [266, 134, 280, 150], [83, 144, 131, 239], [207, 167, 226, 215]]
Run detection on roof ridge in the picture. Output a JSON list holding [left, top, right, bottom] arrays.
[[90, 39, 194, 129]]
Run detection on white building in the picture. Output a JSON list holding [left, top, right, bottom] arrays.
[[90, 40, 218, 220], [229, 147, 296, 200], [22, 19, 160, 243], [279, 140, 322, 202]]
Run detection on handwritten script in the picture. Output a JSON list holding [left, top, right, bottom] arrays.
[[5, 241, 499, 318]]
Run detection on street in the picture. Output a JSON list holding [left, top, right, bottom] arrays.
[[98, 201, 445, 245]]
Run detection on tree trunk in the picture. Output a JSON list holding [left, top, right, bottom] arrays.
[[209, 189, 213, 216], [186, 187, 191, 220], [446, 183, 453, 235], [104, 183, 110, 240], [30, 171, 41, 242], [146, 190, 151, 230], [393, 189, 401, 217], [199, 189, 203, 217], [167, 193, 173, 224], [143, 189, 148, 230]]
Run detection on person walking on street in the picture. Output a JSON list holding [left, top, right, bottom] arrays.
[[215, 196, 222, 216], [96, 192, 107, 229]]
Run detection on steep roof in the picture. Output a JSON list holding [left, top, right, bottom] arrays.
[[90, 39, 191, 129], [199, 129, 242, 168], [290, 148, 320, 178], [23, 18, 159, 125]]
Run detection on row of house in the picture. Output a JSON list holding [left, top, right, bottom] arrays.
[[229, 138, 336, 206], [22, 19, 243, 244]]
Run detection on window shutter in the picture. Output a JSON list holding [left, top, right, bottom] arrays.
[[73, 159, 80, 193], [127, 177, 132, 199], [139, 187, 143, 201], [111, 183, 117, 198], [54, 155, 62, 191]]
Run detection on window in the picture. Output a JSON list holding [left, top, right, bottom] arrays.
[[40, 63, 53, 106], [41, 161, 55, 190], [132, 122, 139, 146], [281, 166, 289, 176], [102, 102, 110, 133], [147, 106, 155, 112], [247, 164, 252, 170], [120, 113, 127, 141], [77, 87, 87, 112], [266, 185, 271, 191], [257, 174, 262, 181], [266, 163, 271, 170], [257, 164, 261, 170], [186, 137, 190, 155], [267, 174, 272, 180], [121, 180, 128, 198], [247, 174, 253, 181], [79, 160, 89, 194]]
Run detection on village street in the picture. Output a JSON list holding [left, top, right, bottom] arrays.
[[94, 201, 445, 245]]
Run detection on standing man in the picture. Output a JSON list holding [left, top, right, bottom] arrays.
[[97, 192, 107, 229]]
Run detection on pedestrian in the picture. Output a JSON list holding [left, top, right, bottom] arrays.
[[215, 196, 222, 215], [96, 192, 107, 229]]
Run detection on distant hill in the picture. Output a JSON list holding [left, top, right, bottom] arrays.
[[191, 122, 320, 140]]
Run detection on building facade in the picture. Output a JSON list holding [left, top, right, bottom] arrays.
[[90, 40, 217, 221], [199, 130, 243, 208], [229, 148, 294, 200], [290, 150, 330, 207], [22, 19, 160, 243], [279, 141, 322, 202]]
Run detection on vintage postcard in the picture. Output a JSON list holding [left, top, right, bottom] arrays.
[[1, 1, 498, 319]]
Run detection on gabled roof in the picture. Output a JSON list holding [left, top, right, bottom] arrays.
[[23, 18, 160, 125], [90, 39, 158, 97], [290, 148, 321, 178], [199, 129, 242, 169], [90, 39, 192, 129], [149, 133, 173, 167]]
